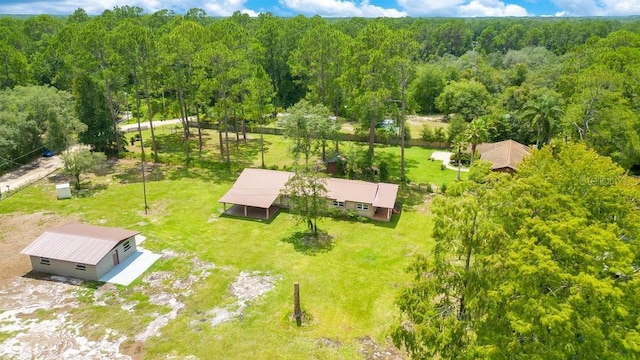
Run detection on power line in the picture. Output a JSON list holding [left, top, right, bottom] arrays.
[[0, 146, 46, 166]]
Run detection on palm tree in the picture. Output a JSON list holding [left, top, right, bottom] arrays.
[[522, 90, 563, 148], [452, 138, 468, 181], [464, 118, 489, 165]]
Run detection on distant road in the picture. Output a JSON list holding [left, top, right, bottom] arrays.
[[0, 155, 62, 197], [119, 118, 188, 132]]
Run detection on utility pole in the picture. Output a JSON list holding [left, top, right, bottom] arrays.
[[135, 90, 149, 215]]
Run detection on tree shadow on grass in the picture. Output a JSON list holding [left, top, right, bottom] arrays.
[[74, 183, 108, 198], [374, 146, 420, 182], [281, 230, 335, 256], [113, 162, 167, 184], [22, 271, 105, 290], [397, 183, 430, 209], [373, 210, 401, 229], [166, 159, 239, 184], [124, 132, 267, 184]]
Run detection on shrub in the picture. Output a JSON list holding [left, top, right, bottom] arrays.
[[329, 207, 342, 218], [378, 161, 389, 182], [421, 125, 434, 142], [346, 210, 358, 221], [450, 151, 472, 167]]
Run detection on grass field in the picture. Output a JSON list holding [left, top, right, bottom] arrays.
[[0, 131, 461, 359]]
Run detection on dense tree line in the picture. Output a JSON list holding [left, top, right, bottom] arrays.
[[394, 144, 640, 358], [0, 8, 639, 173]]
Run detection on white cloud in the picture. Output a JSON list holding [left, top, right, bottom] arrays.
[[460, 0, 529, 16], [278, 0, 407, 17], [552, 0, 640, 16], [398, 0, 528, 17], [203, 0, 258, 16]]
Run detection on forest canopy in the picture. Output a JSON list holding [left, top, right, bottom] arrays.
[[0, 8, 639, 172]]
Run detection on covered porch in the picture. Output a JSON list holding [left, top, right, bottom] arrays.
[[373, 206, 396, 222], [221, 203, 282, 220]]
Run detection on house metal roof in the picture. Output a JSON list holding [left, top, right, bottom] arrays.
[[219, 168, 399, 209], [325, 178, 378, 204], [20, 223, 139, 265], [374, 183, 400, 208], [218, 168, 293, 208], [476, 140, 530, 171]]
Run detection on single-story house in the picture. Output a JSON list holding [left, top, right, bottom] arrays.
[[476, 139, 530, 173], [21, 223, 139, 281], [219, 168, 399, 222]]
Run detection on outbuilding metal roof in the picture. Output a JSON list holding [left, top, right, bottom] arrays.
[[21, 223, 139, 265]]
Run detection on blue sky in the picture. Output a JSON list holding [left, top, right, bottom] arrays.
[[0, 0, 639, 17]]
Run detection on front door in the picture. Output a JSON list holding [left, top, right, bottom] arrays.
[[112, 250, 120, 266]]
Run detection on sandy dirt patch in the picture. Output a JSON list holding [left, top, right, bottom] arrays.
[[134, 253, 215, 342], [191, 271, 281, 329], [406, 115, 448, 131], [0, 213, 219, 359], [360, 336, 405, 360], [0, 275, 129, 360], [0, 212, 78, 285]]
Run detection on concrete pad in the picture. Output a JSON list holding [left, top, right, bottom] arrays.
[[99, 249, 161, 286], [430, 151, 452, 162], [430, 151, 470, 172]]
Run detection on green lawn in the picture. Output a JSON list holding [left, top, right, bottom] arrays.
[[0, 131, 458, 359]]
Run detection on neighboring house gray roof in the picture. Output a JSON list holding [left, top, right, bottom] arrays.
[[21, 223, 139, 265], [476, 140, 530, 171], [219, 168, 399, 209]]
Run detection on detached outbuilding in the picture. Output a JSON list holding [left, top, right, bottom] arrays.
[[21, 223, 139, 281]]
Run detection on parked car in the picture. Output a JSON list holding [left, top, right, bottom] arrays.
[[42, 149, 54, 157]]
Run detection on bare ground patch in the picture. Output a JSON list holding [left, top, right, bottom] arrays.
[[190, 271, 281, 329], [0, 214, 221, 360], [360, 336, 406, 360], [0, 212, 78, 285]]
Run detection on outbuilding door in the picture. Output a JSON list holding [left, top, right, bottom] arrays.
[[112, 250, 120, 266]]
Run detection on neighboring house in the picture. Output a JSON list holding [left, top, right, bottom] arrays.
[[219, 168, 399, 222], [21, 223, 139, 281], [476, 140, 530, 173]]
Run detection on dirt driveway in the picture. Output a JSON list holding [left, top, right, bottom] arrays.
[[0, 156, 62, 197]]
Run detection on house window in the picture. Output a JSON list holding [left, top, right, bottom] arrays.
[[123, 240, 131, 252], [333, 200, 345, 208], [40, 257, 50, 265], [356, 203, 370, 211], [75, 264, 87, 271]]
